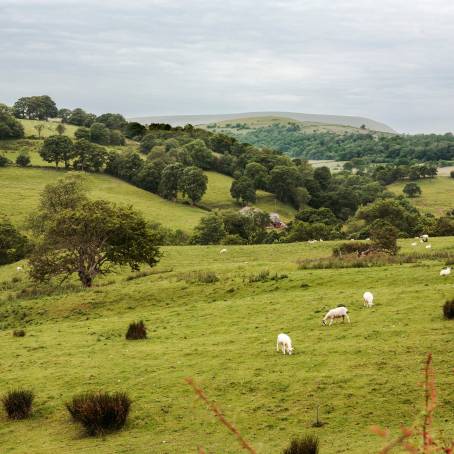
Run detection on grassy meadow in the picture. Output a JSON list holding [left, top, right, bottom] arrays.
[[388, 176, 454, 216], [1, 237, 454, 453], [19, 119, 79, 139]]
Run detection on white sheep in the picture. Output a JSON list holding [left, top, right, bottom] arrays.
[[276, 333, 293, 355], [322, 306, 350, 326], [421, 234, 429, 242], [411, 242, 417, 246], [219, 248, 227, 254], [363, 291, 374, 307], [440, 267, 451, 277], [16, 266, 23, 272], [426, 244, 432, 249]]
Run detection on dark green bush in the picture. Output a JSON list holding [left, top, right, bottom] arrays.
[[2, 389, 34, 419], [125, 321, 147, 340], [332, 241, 371, 257], [443, 299, 454, 319], [177, 270, 219, 284], [13, 329, 25, 337], [283, 435, 320, 454], [66, 391, 131, 436], [16, 153, 31, 167]]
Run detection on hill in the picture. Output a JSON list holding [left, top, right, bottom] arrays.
[[388, 176, 454, 216], [19, 119, 79, 139], [1, 238, 454, 453], [129, 111, 396, 134]]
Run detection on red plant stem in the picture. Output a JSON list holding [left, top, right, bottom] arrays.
[[185, 377, 257, 454]]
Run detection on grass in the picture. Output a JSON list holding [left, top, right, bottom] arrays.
[[388, 176, 454, 216], [19, 119, 79, 139], [0, 167, 207, 231], [1, 237, 454, 452], [203, 171, 296, 220]]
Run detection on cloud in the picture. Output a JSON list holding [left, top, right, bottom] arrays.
[[0, 0, 453, 132]]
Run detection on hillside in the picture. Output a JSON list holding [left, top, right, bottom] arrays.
[[20, 119, 79, 139], [129, 111, 396, 134], [388, 176, 454, 216], [1, 238, 454, 453]]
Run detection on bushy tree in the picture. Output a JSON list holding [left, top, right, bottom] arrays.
[[28, 177, 161, 287], [109, 130, 125, 146], [244, 162, 268, 189], [72, 139, 107, 172], [39, 135, 74, 168], [370, 219, 399, 255], [58, 108, 72, 123], [0, 155, 10, 167], [55, 123, 66, 135], [13, 95, 58, 120], [67, 108, 90, 126], [285, 221, 339, 242], [74, 127, 91, 141], [269, 165, 301, 204], [133, 160, 165, 193], [0, 105, 24, 139], [191, 214, 225, 244], [89, 122, 111, 145], [0, 217, 30, 265], [159, 163, 184, 201], [295, 207, 339, 225], [95, 113, 126, 130], [184, 139, 213, 170], [180, 166, 208, 205], [403, 182, 422, 198], [125, 122, 146, 140], [16, 152, 31, 167], [230, 176, 256, 205]]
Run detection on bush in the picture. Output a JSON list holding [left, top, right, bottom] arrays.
[[450, 170, 454, 179], [0, 154, 10, 167], [2, 389, 34, 419], [16, 152, 31, 167], [247, 270, 288, 283], [283, 435, 320, 454], [13, 329, 25, 337], [125, 321, 147, 340], [443, 299, 454, 319], [332, 241, 371, 257], [66, 392, 131, 436], [177, 270, 219, 284]]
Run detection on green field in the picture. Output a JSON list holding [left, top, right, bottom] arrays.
[[0, 167, 207, 231], [203, 171, 296, 220], [19, 119, 79, 139], [388, 176, 454, 216], [1, 236, 454, 453]]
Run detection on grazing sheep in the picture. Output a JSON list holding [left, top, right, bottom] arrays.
[[276, 333, 293, 355], [426, 244, 432, 249], [363, 291, 374, 307], [308, 239, 318, 244], [421, 234, 429, 242], [440, 267, 451, 277], [16, 266, 23, 272], [411, 242, 417, 246], [219, 248, 227, 254], [322, 306, 350, 326]]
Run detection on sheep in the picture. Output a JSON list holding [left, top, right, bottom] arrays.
[[420, 234, 429, 242], [440, 267, 451, 277], [411, 242, 417, 246], [363, 291, 374, 307], [276, 333, 293, 355], [219, 248, 227, 254], [322, 306, 350, 326], [16, 266, 23, 272], [426, 244, 432, 249]]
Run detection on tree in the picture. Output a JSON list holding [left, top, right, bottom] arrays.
[[0, 105, 24, 139], [450, 170, 454, 179], [55, 123, 66, 135], [109, 130, 125, 146], [269, 165, 301, 204], [230, 176, 256, 205], [28, 177, 161, 287], [191, 214, 225, 244], [180, 166, 208, 205], [96, 113, 127, 130], [314, 166, 332, 189], [370, 219, 399, 255], [39, 135, 74, 168], [67, 108, 90, 126], [0, 155, 9, 167], [0, 217, 30, 265], [184, 139, 213, 170], [13, 95, 58, 120], [125, 122, 146, 140], [34, 124, 45, 138], [159, 163, 184, 201], [90, 122, 111, 145], [16, 152, 31, 167], [74, 127, 91, 141], [58, 108, 72, 123], [133, 160, 165, 193], [403, 182, 422, 198], [244, 162, 268, 189], [72, 139, 107, 172]]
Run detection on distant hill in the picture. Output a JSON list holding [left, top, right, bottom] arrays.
[[129, 111, 396, 134]]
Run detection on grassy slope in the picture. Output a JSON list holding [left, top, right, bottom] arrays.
[[1, 238, 454, 453], [0, 167, 206, 231], [388, 176, 454, 216], [203, 171, 296, 219], [19, 119, 79, 139]]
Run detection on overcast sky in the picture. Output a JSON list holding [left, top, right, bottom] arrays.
[[1, 0, 453, 133]]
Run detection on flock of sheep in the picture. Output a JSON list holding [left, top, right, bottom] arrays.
[[276, 291, 374, 355]]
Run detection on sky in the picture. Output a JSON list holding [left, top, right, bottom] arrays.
[[1, 0, 453, 133]]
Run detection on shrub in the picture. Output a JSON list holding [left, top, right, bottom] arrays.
[[16, 152, 31, 167], [443, 299, 454, 319], [0, 154, 10, 167], [66, 391, 131, 436], [450, 170, 454, 179], [247, 270, 288, 283], [125, 321, 147, 340], [332, 241, 371, 257], [177, 270, 219, 284], [283, 435, 320, 454], [13, 329, 25, 337], [2, 389, 34, 419]]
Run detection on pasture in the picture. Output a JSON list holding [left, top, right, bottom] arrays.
[[1, 238, 454, 453], [19, 119, 79, 139], [388, 176, 454, 216]]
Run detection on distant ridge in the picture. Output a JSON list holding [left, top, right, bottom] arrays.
[[129, 111, 397, 134]]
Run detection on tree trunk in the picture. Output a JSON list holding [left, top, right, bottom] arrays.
[[78, 270, 93, 287]]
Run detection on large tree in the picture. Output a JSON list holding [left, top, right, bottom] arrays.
[[0, 104, 24, 139], [159, 163, 184, 201], [0, 217, 30, 265], [39, 135, 74, 168], [230, 176, 256, 205], [180, 166, 208, 205], [72, 139, 107, 172], [96, 113, 127, 130], [28, 176, 161, 287], [90, 122, 111, 145], [13, 95, 58, 120]]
